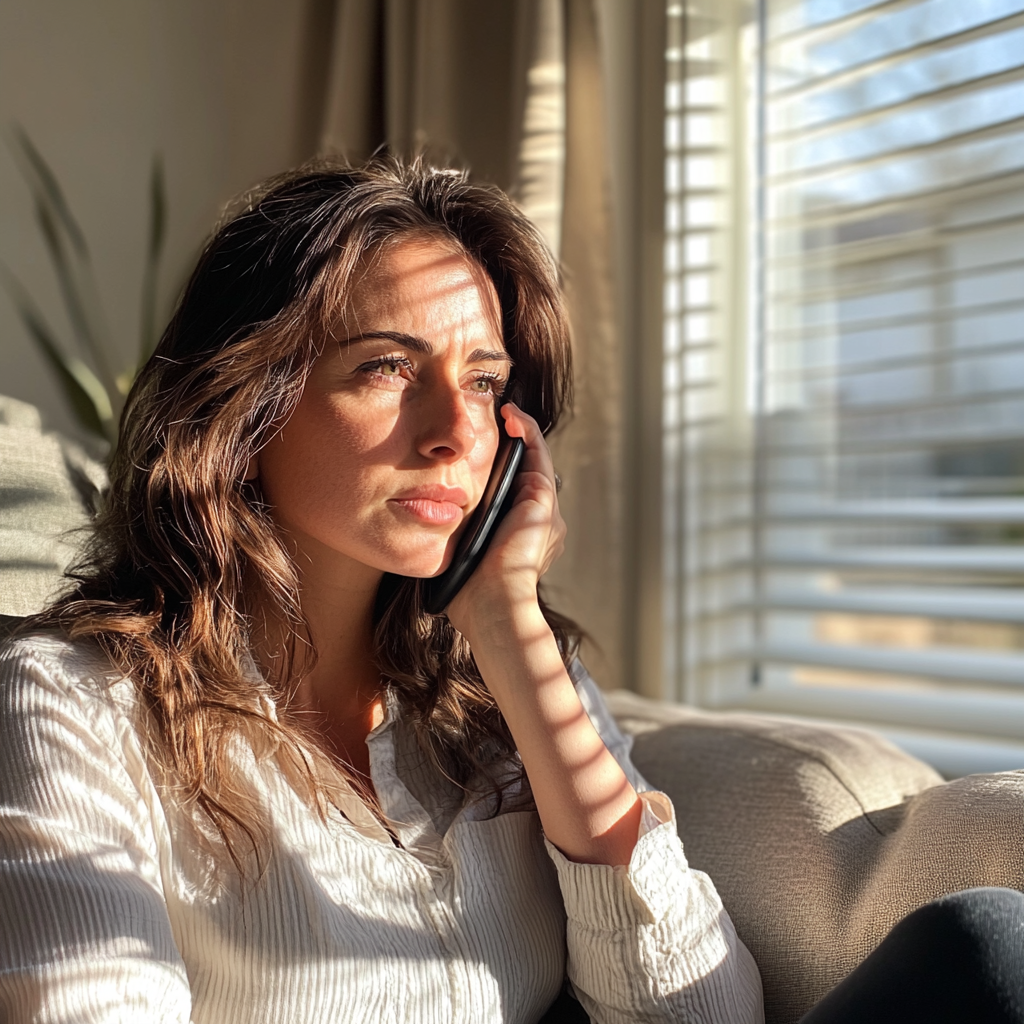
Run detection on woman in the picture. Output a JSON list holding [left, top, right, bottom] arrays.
[[0, 157, 763, 1023], [3, 157, 1022, 1024]]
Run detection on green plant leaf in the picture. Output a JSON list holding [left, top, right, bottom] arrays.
[[5, 127, 170, 449], [138, 154, 166, 364], [0, 268, 112, 441], [9, 126, 120, 402], [10, 124, 89, 256], [148, 155, 166, 260], [32, 199, 98, 359]]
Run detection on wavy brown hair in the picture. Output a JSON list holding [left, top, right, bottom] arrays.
[[27, 155, 577, 873]]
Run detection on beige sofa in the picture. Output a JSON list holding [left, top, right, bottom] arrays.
[[610, 690, 1024, 1022], [4, 395, 1024, 1024]]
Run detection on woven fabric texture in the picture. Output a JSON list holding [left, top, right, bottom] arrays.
[[0, 396, 106, 617], [607, 690, 1024, 1024]]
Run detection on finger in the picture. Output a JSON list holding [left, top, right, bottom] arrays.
[[501, 403, 556, 486], [506, 470, 557, 516], [500, 401, 542, 443]]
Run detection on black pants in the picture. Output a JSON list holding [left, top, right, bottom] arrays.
[[542, 887, 1024, 1023], [800, 887, 1024, 1024]]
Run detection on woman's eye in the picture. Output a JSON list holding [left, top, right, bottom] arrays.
[[358, 355, 413, 380], [469, 374, 506, 395]]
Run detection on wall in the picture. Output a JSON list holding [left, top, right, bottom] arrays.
[[0, 0, 333, 442]]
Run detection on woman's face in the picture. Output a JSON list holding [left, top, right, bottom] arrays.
[[257, 235, 510, 581]]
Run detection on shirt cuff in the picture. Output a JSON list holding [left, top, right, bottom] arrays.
[[544, 790, 691, 929]]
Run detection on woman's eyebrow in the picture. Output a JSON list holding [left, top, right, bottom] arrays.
[[342, 330, 432, 353], [342, 331, 512, 365], [468, 348, 513, 364]]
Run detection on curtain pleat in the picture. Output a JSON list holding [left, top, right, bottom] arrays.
[[321, 0, 531, 189], [543, 0, 624, 690]]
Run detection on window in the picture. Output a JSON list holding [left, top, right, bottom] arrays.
[[663, 0, 1024, 775]]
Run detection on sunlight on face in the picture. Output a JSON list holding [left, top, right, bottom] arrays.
[[257, 236, 510, 583]]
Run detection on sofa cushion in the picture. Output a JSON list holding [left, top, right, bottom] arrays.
[[0, 396, 106, 619], [607, 690, 1024, 1024]]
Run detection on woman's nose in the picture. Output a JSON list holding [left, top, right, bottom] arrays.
[[415, 380, 478, 461]]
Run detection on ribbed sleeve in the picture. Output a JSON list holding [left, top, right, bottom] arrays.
[[550, 665, 765, 1024], [545, 804, 764, 1024], [0, 641, 192, 1024]]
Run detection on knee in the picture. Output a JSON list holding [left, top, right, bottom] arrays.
[[919, 887, 1024, 941], [896, 887, 1024, 977], [935, 886, 1024, 914], [800, 888, 1024, 1024]]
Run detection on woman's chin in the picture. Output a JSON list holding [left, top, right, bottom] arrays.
[[367, 529, 459, 578], [380, 549, 452, 579]]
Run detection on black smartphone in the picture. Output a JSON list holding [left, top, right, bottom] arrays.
[[420, 431, 526, 614]]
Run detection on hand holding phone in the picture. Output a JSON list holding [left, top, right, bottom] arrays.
[[421, 431, 525, 614]]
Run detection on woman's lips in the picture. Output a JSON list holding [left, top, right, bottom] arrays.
[[390, 498, 463, 524], [389, 485, 468, 525]]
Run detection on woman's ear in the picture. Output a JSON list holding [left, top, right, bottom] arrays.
[[243, 456, 259, 482]]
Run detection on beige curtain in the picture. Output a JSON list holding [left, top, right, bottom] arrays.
[[321, 0, 626, 690], [321, 0, 535, 186]]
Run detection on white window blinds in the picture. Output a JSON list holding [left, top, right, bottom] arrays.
[[664, 0, 1024, 775]]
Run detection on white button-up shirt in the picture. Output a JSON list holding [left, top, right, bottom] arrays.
[[0, 634, 763, 1023]]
